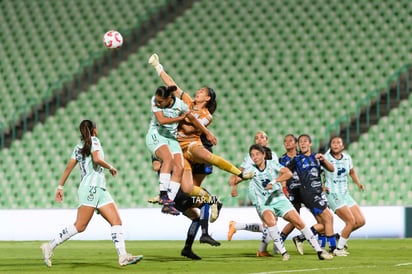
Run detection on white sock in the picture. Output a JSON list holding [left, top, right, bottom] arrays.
[[267, 225, 286, 254], [235, 222, 263, 232], [259, 227, 270, 252], [111, 225, 127, 256], [168, 181, 180, 200], [338, 236, 348, 249], [158, 173, 171, 192], [301, 226, 322, 252], [49, 224, 78, 250]]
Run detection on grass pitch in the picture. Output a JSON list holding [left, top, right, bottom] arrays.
[[0, 239, 411, 273]]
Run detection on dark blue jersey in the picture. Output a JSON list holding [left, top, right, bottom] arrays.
[[279, 153, 301, 190], [286, 152, 323, 192]]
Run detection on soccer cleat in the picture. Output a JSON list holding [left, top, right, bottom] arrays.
[[119, 254, 143, 266], [292, 236, 304, 255], [317, 250, 334, 260], [147, 196, 159, 204], [228, 221, 237, 241], [333, 248, 349, 256], [181, 248, 202, 260], [41, 243, 53, 267], [256, 250, 273, 257], [158, 196, 175, 206], [161, 204, 180, 216], [210, 201, 223, 223], [281, 252, 290, 261], [240, 171, 254, 180], [200, 234, 221, 246]]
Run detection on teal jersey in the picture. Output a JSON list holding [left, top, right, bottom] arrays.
[[71, 136, 107, 189], [324, 151, 353, 193], [245, 159, 285, 205], [148, 96, 188, 139]]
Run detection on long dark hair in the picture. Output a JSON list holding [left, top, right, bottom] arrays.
[[155, 85, 177, 98], [249, 144, 272, 160], [206, 87, 217, 114], [79, 120, 96, 157]]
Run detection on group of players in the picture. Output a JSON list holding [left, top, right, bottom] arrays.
[[146, 53, 366, 261], [40, 53, 365, 267], [227, 131, 366, 260]]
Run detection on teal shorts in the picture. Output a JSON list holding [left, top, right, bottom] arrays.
[[78, 184, 114, 208], [255, 195, 294, 218], [326, 191, 356, 212], [146, 129, 182, 155]]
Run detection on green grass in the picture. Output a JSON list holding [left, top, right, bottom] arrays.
[[1, 239, 411, 274]]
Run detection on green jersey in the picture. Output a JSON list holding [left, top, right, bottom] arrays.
[[148, 96, 188, 139], [245, 159, 285, 205], [324, 151, 353, 194], [71, 136, 107, 189]]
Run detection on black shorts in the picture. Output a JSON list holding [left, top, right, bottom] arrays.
[[192, 163, 213, 175], [300, 187, 328, 216], [173, 189, 196, 212], [287, 187, 304, 207], [192, 135, 213, 175]]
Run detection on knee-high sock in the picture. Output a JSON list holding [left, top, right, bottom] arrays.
[[49, 224, 78, 250], [318, 234, 326, 248], [259, 226, 270, 252], [327, 235, 337, 251], [300, 226, 323, 252], [337, 236, 348, 250], [200, 204, 210, 235], [159, 173, 171, 193], [185, 218, 201, 249], [267, 226, 286, 254], [111, 225, 127, 256], [168, 181, 180, 200], [208, 154, 242, 176], [235, 222, 263, 232]]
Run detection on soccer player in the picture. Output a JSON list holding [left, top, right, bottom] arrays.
[[148, 53, 253, 199], [228, 131, 277, 257], [324, 136, 366, 256], [232, 144, 333, 260], [174, 188, 221, 260], [41, 120, 142, 267], [286, 134, 337, 254], [146, 85, 189, 215], [146, 85, 217, 215]]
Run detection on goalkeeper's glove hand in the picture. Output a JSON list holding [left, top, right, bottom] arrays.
[[148, 53, 163, 76]]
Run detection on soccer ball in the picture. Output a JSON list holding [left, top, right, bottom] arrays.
[[103, 30, 123, 49]]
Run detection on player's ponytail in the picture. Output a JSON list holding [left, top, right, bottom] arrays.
[[206, 87, 217, 114], [79, 120, 96, 157]]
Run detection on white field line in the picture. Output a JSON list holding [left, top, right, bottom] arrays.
[[249, 265, 377, 274]]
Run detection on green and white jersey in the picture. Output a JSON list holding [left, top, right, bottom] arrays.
[[245, 159, 285, 205], [148, 96, 188, 139], [324, 151, 353, 194], [71, 136, 106, 189]]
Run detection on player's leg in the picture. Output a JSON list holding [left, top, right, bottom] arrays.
[[283, 209, 333, 260], [99, 201, 143, 266], [40, 205, 93, 267], [190, 145, 253, 179], [261, 209, 289, 260], [350, 204, 366, 231], [154, 144, 174, 204], [334, 205, 355, 254], [181, 209, 202, 260]]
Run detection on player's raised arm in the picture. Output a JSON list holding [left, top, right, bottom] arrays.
[[148, 53, 184, 98]]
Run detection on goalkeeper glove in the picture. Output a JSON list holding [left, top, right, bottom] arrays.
[[148, 53, 164, 76]]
